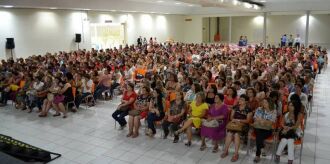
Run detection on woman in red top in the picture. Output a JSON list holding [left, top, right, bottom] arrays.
[[112, 83, 137, 130], [224, 87, 238, 109]]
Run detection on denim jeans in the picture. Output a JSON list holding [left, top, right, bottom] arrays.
[[147, 112, 165, 134], [93, 85, 109, 100]]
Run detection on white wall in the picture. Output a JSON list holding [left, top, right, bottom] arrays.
[[183, 16, 203, 43], [309, 14, 330, 49], [0, 8, 185, 59]]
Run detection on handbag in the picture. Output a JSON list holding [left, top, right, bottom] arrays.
[[226, 121, 244, 132], [202, 119, 220, 128], [128, 110, 141, 116]]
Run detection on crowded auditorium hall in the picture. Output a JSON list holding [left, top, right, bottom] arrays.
[[0, 0, 329, 164]]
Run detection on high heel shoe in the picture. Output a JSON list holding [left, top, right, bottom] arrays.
[[185, 141, 191, 147]]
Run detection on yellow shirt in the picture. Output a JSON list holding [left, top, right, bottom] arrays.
[[189, 101, 209, 128]]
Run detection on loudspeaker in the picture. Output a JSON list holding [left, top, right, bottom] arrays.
[[6, 38, 15, 49], [0, 134, 61, 163], [75, 34, 81, 43]]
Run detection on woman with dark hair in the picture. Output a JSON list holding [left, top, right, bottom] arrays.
[[224, 87, 238, 108], [200, 93, 228, 153], [245, 87, 258, 112], [221, 94, 252, 162], [162, 91, 186, 143], [215, 78, 226, 94], [146, 88, 165, 137], [112, 83, 137, 130], [275, 101, 303, 164], [205, 84, 217, 105], [52, 73, 74, 118], [127, 86, 150, 138]]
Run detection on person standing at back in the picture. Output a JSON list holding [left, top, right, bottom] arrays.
[[288, 35, 294, 47], [294, 34, 301, 50], [281, 34, 287, 47]]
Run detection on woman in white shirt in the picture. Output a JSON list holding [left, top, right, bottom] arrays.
[[75, 74, 93, 108]]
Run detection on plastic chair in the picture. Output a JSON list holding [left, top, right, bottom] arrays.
[[65, 87, 77, 111], [247, 120, 279, 160], [84, 83, 96, 109]]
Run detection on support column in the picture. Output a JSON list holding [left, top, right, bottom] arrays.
[[305, 11, 310, 47], [229, 16, 232, 44], [263, 12, 267, 46]]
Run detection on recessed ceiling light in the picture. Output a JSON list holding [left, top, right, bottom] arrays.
[[175, 2, 181, 5], [232, 0, 238, 6], [3, 5, 14, 8]]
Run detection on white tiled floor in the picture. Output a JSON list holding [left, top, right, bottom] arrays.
[[1, 66, 330, 164]]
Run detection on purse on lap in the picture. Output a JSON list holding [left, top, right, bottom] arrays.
[[226, 121, 244, 132], [202, 119, 220, 128]]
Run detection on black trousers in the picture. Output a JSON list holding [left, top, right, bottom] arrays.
[[112, 109, 128, 126], [162, 120, 180, 136], [294, 42, 300, 49], [255, 128, 272, 157]]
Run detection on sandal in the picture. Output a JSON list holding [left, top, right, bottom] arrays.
[[38, 114, 47, 117], [185, 141, 191, 147], [173, 136, 179, 143], [200, 144, 206, 151], [231, 154, 239, 162], [253, 156, 261, 163], [220, 151, 228, 158], [53, 113, 61, 117], [212, 146, 219, 153], [132, 133, 139, 138], [62, 115, 67, 118], [126, 133, 133, 137]]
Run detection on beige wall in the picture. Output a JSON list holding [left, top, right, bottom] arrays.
[[183, 15, 203, 43], [309, 14, 330, 48]]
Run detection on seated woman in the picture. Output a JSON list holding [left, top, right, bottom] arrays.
[[174, 92, 209, 146], [112, 83, 137, 130], [221, 94, 252, 162], [184, 83, 202, 103], [127, 86, 151, 138], [162, 91, 186, 143], [224, 87, 238, 109], [275, 101, 303, 164], [75, 74, 93, 108], [146, 88, 165, 137], [246, 88, 259, 112], [252, 98, 277, 163], [39, 77, 61, 117], [200, 93, 228, 153], [52, 73, 74, 118], [205, 84, 217, 105]]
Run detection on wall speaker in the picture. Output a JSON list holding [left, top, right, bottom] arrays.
[[6, 38, 15, 49], [75, 34, 81, 43]]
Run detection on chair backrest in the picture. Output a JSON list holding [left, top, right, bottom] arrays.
[[91, 83, 96, 94], [19, 80, 26, 89]]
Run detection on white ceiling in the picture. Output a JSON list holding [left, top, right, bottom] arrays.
[[0, 0, 330, 15]]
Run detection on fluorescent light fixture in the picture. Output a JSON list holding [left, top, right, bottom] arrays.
[[110, 10, 116, 12], [3, 5, 14, 8], [84, 9, 91, 11], [232, 0, 238, 6], [244, 2, 252, 8], [189, 4, 194, 7], [175, 2, 181, 5], [259, 0, 266, 2], [49, 7, 57, 10], [157, 0, 164, 2], [253, 4, 259, 10]]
